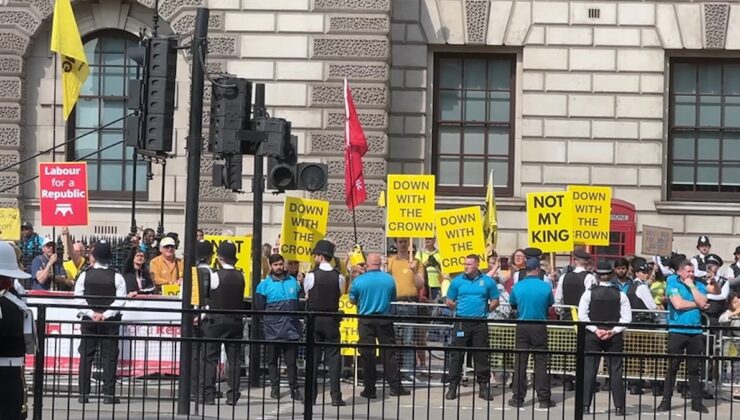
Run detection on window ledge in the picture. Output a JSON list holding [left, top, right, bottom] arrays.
[[655, 201, 740, 216], [435, 195, 526, 211]]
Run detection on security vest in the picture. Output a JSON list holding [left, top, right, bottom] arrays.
[[588, 285, 621, 330], [83, 267, 117, 312], [562, 271, 589, 306], [210, 268, 245, 311], [626, 280, 648, 310], [195, 265, 212, 307], [0, 290, 26, 357], [731, 263, 740, 279], [306, 268, 341, 312], [705, 276, 727, 319], [517, 268, 545, 281], [693, 254, 707, 273]]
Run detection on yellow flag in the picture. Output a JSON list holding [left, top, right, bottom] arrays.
[[50, 0, 89, 120], [483, 170, 498, 255], [377, 189, 386, 208]]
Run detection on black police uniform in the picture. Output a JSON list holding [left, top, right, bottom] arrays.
[[0, 288, 29, 420], [76, 264, 126, 400], [561, 271, 589, 320], [305, 266, 343, 404], [580, 283, 629, 412], [201, 267, 245, 404]]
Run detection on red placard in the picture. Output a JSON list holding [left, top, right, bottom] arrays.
[[39, 162, 89, 226]]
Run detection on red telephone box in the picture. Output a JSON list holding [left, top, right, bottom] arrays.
[[591, 199, 636, 263]]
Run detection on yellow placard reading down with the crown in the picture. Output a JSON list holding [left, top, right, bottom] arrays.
[[280, 196, 329, 263], [435, 207, 486, 275], [567, 185, 612, 246], [386, 174, 435, 238], [526, 191, 574, 253]]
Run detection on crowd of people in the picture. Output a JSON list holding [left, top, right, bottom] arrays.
[[4, 222, 740, 414]]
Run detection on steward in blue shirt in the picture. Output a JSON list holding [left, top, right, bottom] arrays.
[[444, 254, 499, 401], [348, 253, 409, 399], [255, 254, 304, 402], [508, 258, 556, 409], [658, 259, 717, 414]]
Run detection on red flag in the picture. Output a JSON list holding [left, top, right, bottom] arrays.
[[344, 79, 368, 210]]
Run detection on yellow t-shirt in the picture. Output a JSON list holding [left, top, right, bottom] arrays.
[[63, 259, 85, 281], [387, 255, 422, 298], [149, 256, 185, 286]]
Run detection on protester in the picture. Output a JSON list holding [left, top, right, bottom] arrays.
[[61, 227, 87, 281], [74, 240, 127, 404], [444, 255, 499, 401], [719, 292, 740, 399], [508, 258, 556, 408], [304, 240, 345, 406], [349, 252, 409, 399], [578, 261, 632, 415], [149, 236, 184, 288], [510, 247, 552, 286], [200, 241, 246, 405], [140, 228, 156, 254], [122, 247, 154, 296], [255, 254, 303, 401], [416, 237, 442, 300], [196, 229, 205, 241], [611, 257, 632, 293], [691, 236, 712, 279], [31, 237, 68, 291], [0, 241, 33, 420], [19, 222, 44, 253], [658, 259, 718, 413]]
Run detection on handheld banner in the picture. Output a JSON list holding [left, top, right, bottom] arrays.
[[39, 162, 89, 226], [280, 197, 329, 263], [386, 174, 435, 238], [0, 208, 20, 241], [568, 185, 612, 246], [203, 234, 253, 297], [526, 191, 574, 253], [435, 206, 486, 275]]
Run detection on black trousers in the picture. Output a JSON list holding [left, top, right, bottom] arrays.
[[0, 366, 23, 420], [663, 333, 705, 404], [448, 320, 490, 386], [312, 316, 342, 400], [583, 332, 625, 409], [190, 323, 204, 399], [512, 324, 550, 401], [358, 318, 402, 391], [78, 315, 120, 396], [268, 342, 299, 390], [201, 316, 243, 400]]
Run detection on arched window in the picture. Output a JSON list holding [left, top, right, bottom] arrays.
[[66, 30, 147, 199]]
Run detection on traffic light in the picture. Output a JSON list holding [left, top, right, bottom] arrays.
[[209, 77, 251, 156], [212, 154, 242, 191], [266, 134, 297, 191], [142, 37, 177, 153], [296, 162, 328, 191]]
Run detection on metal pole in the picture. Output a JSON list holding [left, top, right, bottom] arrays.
[[249, 83, 266, 387], [157, 160, 166, 237], [177, 7, 208, 415], [32, 306, 46, 420], [574, 322, 586, 420]]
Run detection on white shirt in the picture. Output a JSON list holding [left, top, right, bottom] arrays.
[[209, 263, 234, 290], [74, 263, 127, 320], [691, 253, 709, 278], [304, 261, 345, 296], [706, 274, 731, 301], [632, 280, 658, 310], [578, 282, 632, 334], [555, 266, 597, 305], [653, 255, 673, 277]]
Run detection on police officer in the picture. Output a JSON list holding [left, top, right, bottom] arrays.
[[578, 261, 632, 415], [691, 235, 712, 279], [74, 240, 127, 404], [0, 241, 34, 420], [201, 241, 245, 405], [349, 253, 410, 399], [444, 255, 499, 401], [510, 247, 552, 286], [255, 254, 304, 402], [628, 257, 658, 318], [729, 247, 740, 280], [508, 258, 556, 408], [657, 259, 718, 414], [705, 253, 730, 325], [611, 258, 632, 294], [304, 240, 345, 407], [555, 249, 597, 318], [191, 240, 215, 403]]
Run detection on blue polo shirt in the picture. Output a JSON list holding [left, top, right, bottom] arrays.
[[509, 276, 554, 321], [666, 274, 707, 334], [447, 272, 499, 318], [349, 269, 396, 315]]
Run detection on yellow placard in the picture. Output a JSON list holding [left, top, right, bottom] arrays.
[[0, 208, 21, 241], [280, 196, 329, 263], [191, 267, 200, 307], [435, 206, 486, 275], [162, 284, 180, 297], [204, 234, 253, 298], [526, 191, 574, 253], [386, 174, 435, 238], [339, 295, 359, 356], [567, 185, 612, 246]]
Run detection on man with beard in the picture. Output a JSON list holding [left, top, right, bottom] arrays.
[[611, 258, 632, 294]]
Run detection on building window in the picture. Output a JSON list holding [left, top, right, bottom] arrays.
[[432, 54, 515, 196], [669, 59, 740, 201], [66, 31, 147, 200]]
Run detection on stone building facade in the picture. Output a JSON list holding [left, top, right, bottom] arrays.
[[2, 0, 740, 259]]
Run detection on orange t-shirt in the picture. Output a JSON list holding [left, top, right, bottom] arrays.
[[149, 255, 184, 286], [387, 255, 422, 298]]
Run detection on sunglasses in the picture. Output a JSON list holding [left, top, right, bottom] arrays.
[[163, 245, 175, 249]]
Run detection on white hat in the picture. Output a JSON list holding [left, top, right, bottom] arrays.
[[159, 237, 176, 248], [0, 242, 30, 279], [41, 237, 54, 247]]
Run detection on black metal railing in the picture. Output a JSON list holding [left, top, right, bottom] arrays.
[[20, 296, 740, 420]]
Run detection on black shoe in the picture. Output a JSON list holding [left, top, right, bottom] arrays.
[[225, 395, 240, 406], [445, 385, 457, 400], [656, 400, 671, 412], [103, 396, 120, 405], [270, 388, 280, 399], [564, 381, 574, 391], [291, 388, 304, 402], [692, 403, 709, 413], [508, 398, 524, 408], [389, 387, 410, 396], [583, 406, 591, 414], [78, 396, 89, 404], [478, 385, 494, 401], [539, 399, 556, 408], [615, 407, 626, 416], [360, 389, 376, 399], [629, 385, 644, 395], [331, 398, 346, 407]]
